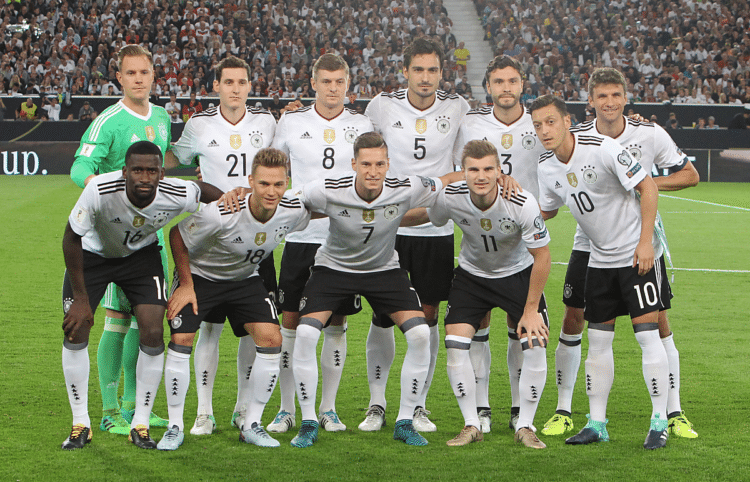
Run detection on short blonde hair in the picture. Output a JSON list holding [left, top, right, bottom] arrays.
[[117, 45, 153, 72], [461, 140, 499, 169]]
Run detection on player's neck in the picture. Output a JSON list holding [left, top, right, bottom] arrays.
[[595, 115, 625, 138], [553, 133, 576, 164], [493, 103, 523, 125], [220, 103, 246, 125], [354, 181, 383, 203], [469, 185, 498, 211], [122, 96, 150, 116], [314, 102, 344, 120], [248, 194, 276, 223], [407, 89, 436, 111]]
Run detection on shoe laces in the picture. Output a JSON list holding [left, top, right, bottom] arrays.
[[459, 426, 477, 438], [195, 414, 212, 426], [164, 426, 180, 439], [366, 406, 384, 418], [274, 411, 291, 422], [251, 423, 270, 438], [70, 424, 87, 438], [414, 407, 431, 418], [323, 411, 341, 423], [132, 424, 150, 438]]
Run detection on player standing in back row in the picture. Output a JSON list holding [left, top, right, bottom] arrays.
[[362, 38, 470, 432], [165, 55, 279, 436]]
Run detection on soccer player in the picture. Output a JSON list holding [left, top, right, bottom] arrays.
[[532, 95, 671, 449], [165, 56, 279, 436], [268, 53, 373, 434], [404, 140, 551, 448], [362, 37, 469, 432], [541, 68, 699, 440], [288, 131, 462, 448], [71, 45, 171, 435], [454, 55, 548, 434], [159, 148, 312, 450], [61, 141, 222, 450]]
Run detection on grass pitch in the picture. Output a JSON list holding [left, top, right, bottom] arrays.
[[1, 176, 748, 481]]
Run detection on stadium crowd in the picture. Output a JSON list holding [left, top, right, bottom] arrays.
[[1, 0, 748, 121]]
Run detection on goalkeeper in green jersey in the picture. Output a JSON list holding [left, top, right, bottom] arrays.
[[71, 45, 171, 434]]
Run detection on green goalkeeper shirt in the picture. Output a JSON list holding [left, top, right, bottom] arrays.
[[71, 100, 172, 188]]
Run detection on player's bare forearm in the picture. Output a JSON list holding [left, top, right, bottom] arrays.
[[635, 176, 658, 245], [62, 223, 89, 302], [193, 181, 224, 203], [163, 150, 180, 169], [438, 170, 464, 186], [654, 161, 699, 191], [400, 207, 429, 227], [541, 208, 558, 220], [169, 226, 194, 290], [525, 245, 551, 316]]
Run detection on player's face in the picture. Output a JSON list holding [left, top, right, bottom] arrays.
[[117, 55, 154, 104], [463, 154, 499, 198], [311, 68, 349, 111], [123, 154, 164, 207], [248, 165, 288, 213], [532, 105, 571, 152], [589, 83, 626, 123], [487, 66, 523, 111], [214, 67, 251, 110], [352, 147, 389, 196], [404, 53, 441, 99]]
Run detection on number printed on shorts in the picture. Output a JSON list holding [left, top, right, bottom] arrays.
[[633, 282, 659, 309], [153, 276, 167, 300]]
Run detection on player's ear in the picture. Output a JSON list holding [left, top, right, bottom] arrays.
[[159, 167, 165, 179], [247, 174, 253, 186], [351, 157, 356, 171]]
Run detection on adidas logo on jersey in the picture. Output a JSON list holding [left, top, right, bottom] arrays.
[[459, 219, 470, 226], [207, 139, 219, 147], [392, 121, 403, 129], [130, 134, 139, 143], [231, 236, 244, 244], [555, 181, 563, 189], [110, 217, 122, 224], [337, 209, 350, 217], [300, 132, 312, 139]]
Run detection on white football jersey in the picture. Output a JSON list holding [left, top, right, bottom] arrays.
[[178, 192, 310, 282], [273, 105, 373, 244], [171, 105, 277, 192], [456, 106, 545, 198], [297, 174, 443, 273], [428, 183, 549, 278], [366, 89, 469, 236], [69, 171, 201, 258], [569, 117, 689, 251], [537, 132, 662, 269]]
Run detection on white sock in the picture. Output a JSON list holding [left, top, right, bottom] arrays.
[[446, 335, 480, 428], [635, 327, 669, 420], [662, 334, 682, 416], [62, 342, 90, 427], [469, 327, 491, 409], [555, 331, 582, 414], [417, 323, 439, 408], [293, 323, 322, 421], [132, 344, 165, 428], [585, 328, 615, 423], [517, 341, 547, 429], [193, 322, 223, 416], [397, 323, 430, 421], [164, 346, 191, 431], [507, 328, 522, 409], [366, 323, 395, 410], [244, 350, 281, 428], [278, 326, 296, 414], [235, 336, 256, 413], [319, 323, 347, 414]]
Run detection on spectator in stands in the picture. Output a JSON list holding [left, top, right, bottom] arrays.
[[78, 100, 96, 121], [695, 117, 706, 129], [165, 93, 181, 119], [0, 96, 6, 121], [16, 97, 38, 120], [453, 42, 471, 73], [182, 91, 203, 122], [728, 105, 750, 129], [706, 116, 720, 129], [665, 112, 682, 130], [42, 95, 61, 121]]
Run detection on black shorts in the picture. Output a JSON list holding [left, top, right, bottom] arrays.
[[395, 234, 454, 304], [444, 266, 549, 332], [257, 253, 278, 304], [169, 274, 279, 337], [62, 243, 167, 315], [278, 242, 360, 316], [584, 256, 671, 324], [563, 250, 589, 309], [299, 266, 420, 318]]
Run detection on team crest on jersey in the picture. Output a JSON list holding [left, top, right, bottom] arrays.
[[436, 116, 450, 133], [583, 167, 597, 184], [186, 219, 199, 234], [145, 126, 156, 142], [153, 212, 169, 227], [522, 135, 536, 150], [171, 315, 182, 329], [132, 215, 146, 228], [255, 232, 266, 246], [323, 129, 336, 144], [415, 118, 427, 134], [480, 219, 492, 231], [274, 227, 289, 243], [158, 123, 168, 141], [501, 134, 513, 149], [499, 219, 517, 234], [345, 129, 358, 143], [617, 150, 633, 167], [230, 134, 242, 149], [567, 173, 578, 187], [384, 205, 399, 220], [74, 207, 87, 224], [362, 209, 375, 222], [250, 132, 263, 148], [628, 146, 642, 161]]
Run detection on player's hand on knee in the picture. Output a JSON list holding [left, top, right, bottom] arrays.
[[62, 299, 94, 341], [633, 241, 655, 276], [498, 173, 522, 199], [516, 311, 549, 348], [167, 285, 198, 319], [217, 187, 249, 212], [195, 166, 203, 181]]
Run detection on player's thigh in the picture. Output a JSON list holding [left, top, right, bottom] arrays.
[[362, 268, 424, 318], [395, 234, 454, 304], [224, 277, 280, 342], [584, 266, 629, 324], [168, 274, 228, 336], [257, 253, 278, 306], [563, 249, 589, 309], [298, 266, 362, 319], [617, 261, 666, 320], [62, 254, 112, 316], [444, 268, 495, 332]]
